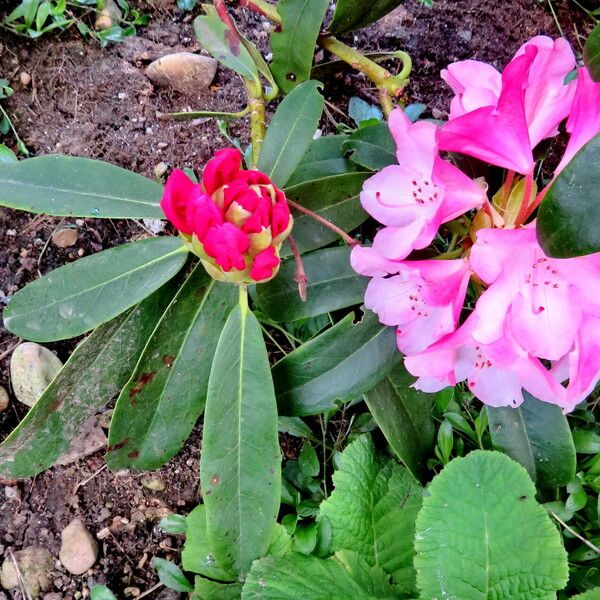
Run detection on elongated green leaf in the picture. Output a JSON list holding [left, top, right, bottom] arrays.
[[363, 362, 435, 479], [255, 247, 367, 321], [319, 435, 422, 594], [487, 392, 576, 489], [270, 0, 329, 93], [281, 171, 369, 256], [584, 24, 600, 82], [0, 155, 164, 218], [194, 13, 259, 83], [0, 284, 176, 479], [200, 303, 281, 578], [258, 81, 324, 187], [342, 122, 396, 171], [537, 134, 600, 257], [415, 451, 569, 600], [153, 558, 193, 593], [4, 237, 188, 342], [106, 265, 237, 470], [328, 0, 405, 34], [242, 553, 393, 600], [272, 309, 401, 416]]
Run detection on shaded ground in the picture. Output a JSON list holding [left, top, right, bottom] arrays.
[[0, 0, 588, 596]]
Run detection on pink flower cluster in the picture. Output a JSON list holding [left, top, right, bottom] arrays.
[[161, 149, 292, 284], [352, 36, 600, 411]]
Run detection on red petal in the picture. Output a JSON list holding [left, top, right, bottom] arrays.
[[186, 193, 224, 242], [202, 148, 242, 195], [160, 169, 200, 235], [203, 223, 249, 271], [250, 246, 280, 282]]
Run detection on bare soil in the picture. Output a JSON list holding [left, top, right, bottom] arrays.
[[0, 0, 589, 597]]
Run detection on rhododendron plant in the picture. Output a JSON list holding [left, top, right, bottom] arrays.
[[353, 35, 600, 412], [161, 148, 292, 284]]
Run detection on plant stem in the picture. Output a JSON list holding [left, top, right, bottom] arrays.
[[515, 171, 534, 226], [288, 235, 308, 302], [501, 170, 516, 209], [287, 199, 358, 247], [524, 184, 550, 221], [239, 283, 249, 314], [236, 0, 281, 22], [248, 92, 266, 167]]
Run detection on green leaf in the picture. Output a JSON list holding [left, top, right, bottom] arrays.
[[278, 416, 313, 438], [158, 514, 187, 535], [328, 0, 405, 34], [573, 429, 600, 454], [298, 442, 319, 477], [363, 362, 435, 479], [281, 172, 368, 256], [342, 122, 396, 171], [192, 577, 243, 600], [200, 303, 281, 578], [152, 557, 194, 593], [0, 144, 17, 163], [0, 155, 164, 218], [255, 247, 367, 321], [487, 392, 576, 488], [258, 80, 324, 187], [270, 0, 329, 93], [106, 265, 237, 469], [537, 134, 600, 257], [90, 585, 117, 600], [241, 553, 394, 599], [319, 435, 422, 594], [272, 309, 401, 416], [348, 97, 383, 127], [414, 450, 569, 600], [194, 13, 259, 84], [584, 24, 600, 82], [0, 284, 176, 479], [4, 236, 188, 342], [572, 589, 600, 600]]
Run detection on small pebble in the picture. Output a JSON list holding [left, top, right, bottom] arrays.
[[0, 386, 8, 412], [52, 226, 79, 248], [154, 162, 168, 178], [19, 72, 31, 86]]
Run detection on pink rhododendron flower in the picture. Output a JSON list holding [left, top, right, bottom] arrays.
[[360, 108, 484, 260], [160, 148, 293, 284], [439, 36, 575, 173], [555, 67, 600, 174], [352, 246, 470, 353], [404, 314, 566, 408]]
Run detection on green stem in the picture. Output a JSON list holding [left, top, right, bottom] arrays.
[[239, 283, 249, 314], [0, 104, 28, 155], [247, 91, 266, 168]]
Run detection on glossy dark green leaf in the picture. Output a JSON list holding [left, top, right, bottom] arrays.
[[272, 309, 401, 416], [0, 284, 176, 479], [278, 416, 313, 438], [281, 172, 368, 257], [4, 236, 188, 342], [363, 362, 435, 479], [487, 392, 576, 488], [270, 0, 328, 93], [0, 155, 164, 218], [537, 134, 600, 257], [328, 0, 404, 34], [258, 80, 324, 187], [342, 122, 396, 171], [200, 302, 281, 578], [194, 13, 259, 83], [584, 23, 600, 82], [106, 264, 237, 470], [255, 247, 367, 321]]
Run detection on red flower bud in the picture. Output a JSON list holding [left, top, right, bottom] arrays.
[[160, 149, 293, 284]]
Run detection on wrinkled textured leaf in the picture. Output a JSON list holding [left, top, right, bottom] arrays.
[[0, 155, 164, 218], [272, 309, 401, 416], [258, 81, 324, 187], [0, 284, 176, 479], [584, 24, 600, 82], [328, 0, 405, 34], [4, 236, 188, 342], [194, 13, 259, 83], [200, 303, 281, 578], [270, 0, 328, 93], [342, 122, 396, 171], [537, 134, 600, 257], [363, 362, 435, 479], [487, 392, 576, 488], [572, 589, 600, 599], [415, 451, 569, 599], [319, 435, 421, 594], [192, 577, 242, 600], [106, 264, 237, 470], [255, 247, 367, 321]]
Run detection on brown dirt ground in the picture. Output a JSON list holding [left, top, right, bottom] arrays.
[[0, 0, 590, 597]]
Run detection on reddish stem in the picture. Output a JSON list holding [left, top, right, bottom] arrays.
[[288, 235, 308, 302], [287, 199, 359, 248], [502, 170, 516, 209], [515, 172, 534, 226], [237, 0, 278, 20], [523, 184, 550, 221]]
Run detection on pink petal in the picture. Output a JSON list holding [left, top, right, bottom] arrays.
[[160, 169, 200, 235], [350, 245, 405, 277], [372, 217, 441, 260], [272, 195, 291, 237], [250, 246, 280, 281], [388, 109, 438, 174], [202, 148, 242, 195], [186, 192, 224, 242], [203, 222, 249, 271]]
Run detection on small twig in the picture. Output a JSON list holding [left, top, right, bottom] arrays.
[[287, 199, 358, 248], [73, 464, 107, 494], [550, 510, 600, 555], [0, 340, 20, 362], [8, 548, 33, 600], [137, 583, 164, 600], [288, 235, 308, 302]]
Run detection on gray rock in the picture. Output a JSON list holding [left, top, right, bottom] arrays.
[[95, 0, 122, 30], [51, 226, 79, 248], [0, 386, 8, 412], [59, 519, 99, 575], [10, 342, 63, 407], [0, 547, 54, 598], [146, 52, 217, 95]]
